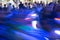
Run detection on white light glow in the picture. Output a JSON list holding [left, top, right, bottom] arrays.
[[31, 14, 37, 17], [44, 37, 49, 40], [31, 14, 38, 19], [32, 21, 37, 29], [55, 30, 60, 35]]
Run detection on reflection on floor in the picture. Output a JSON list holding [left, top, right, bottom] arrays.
[[0, 8, 49, 40], [0, 19, 49, 40]]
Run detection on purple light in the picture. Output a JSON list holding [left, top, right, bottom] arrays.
[[55, 30, 60, 35]]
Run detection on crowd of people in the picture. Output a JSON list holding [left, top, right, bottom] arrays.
[[0, 1, 59, 17]]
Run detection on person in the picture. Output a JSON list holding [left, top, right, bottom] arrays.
[[0, 4, 2, 11], [28, 3, 31, 9], [24, 2, 28, 9], [19, 2, 24, 9], [11, 5, 18, 15], [3, 4, 7, 11], [40, 1, 43, 6], [7, 3, 13, 11], [12, 5, 15, 9]]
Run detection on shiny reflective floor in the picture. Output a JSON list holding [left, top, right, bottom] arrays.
[[0, 8, 49, 40]]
